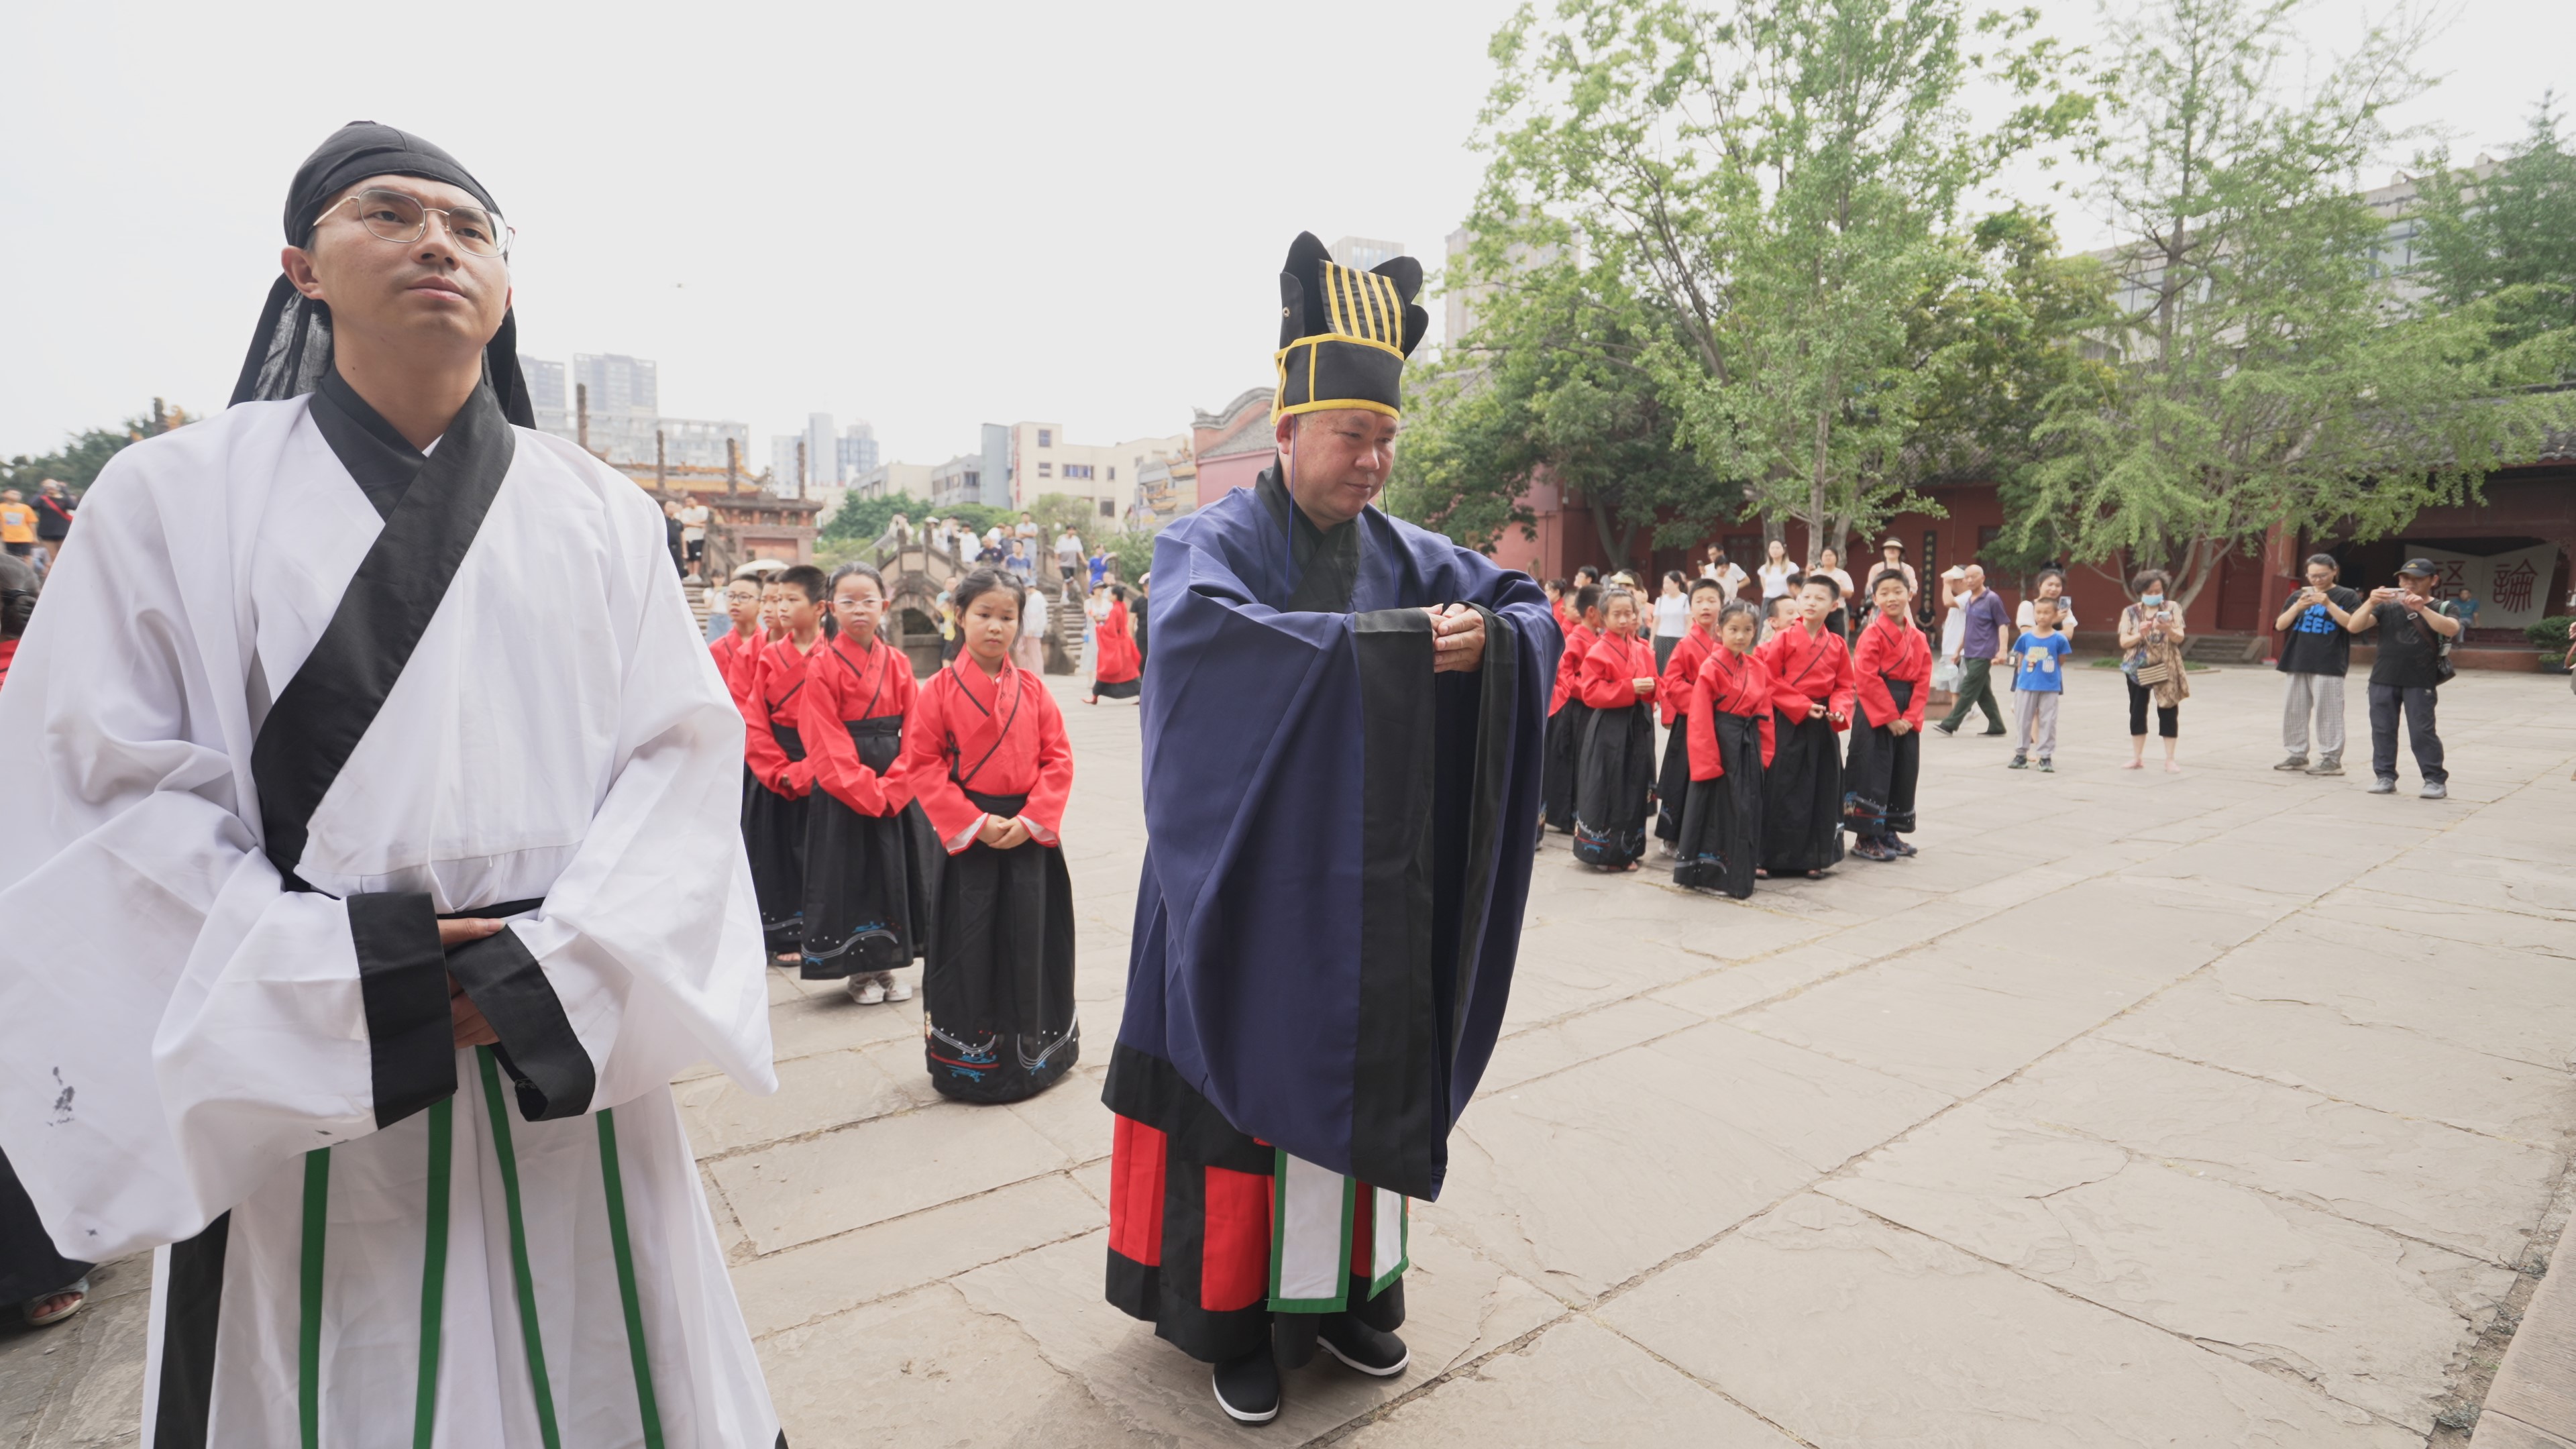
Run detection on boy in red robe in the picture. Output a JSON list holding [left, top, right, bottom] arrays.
[[741, 564, 828, 959], [1541, 583, 1603, 834], [1844, 570, 1933, 861], [1755, 576, 1856, 878], [1571, 588, 1660, 870]]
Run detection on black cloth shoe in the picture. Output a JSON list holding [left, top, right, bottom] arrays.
[[1318, 1312, 1410, 1377], [1214, 1345, 1282, 1423]]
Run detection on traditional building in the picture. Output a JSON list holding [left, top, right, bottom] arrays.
[[1187, 387, 1273, 510]]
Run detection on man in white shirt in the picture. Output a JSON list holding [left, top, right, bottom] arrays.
[[677, 498, 710, 581]]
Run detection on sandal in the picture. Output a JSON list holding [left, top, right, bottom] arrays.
[[25, 1276, 87, 1328]]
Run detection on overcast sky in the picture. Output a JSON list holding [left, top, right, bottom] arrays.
[[3, 0, 2569, 467]]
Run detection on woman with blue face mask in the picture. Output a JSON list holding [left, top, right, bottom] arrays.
[[2119, 569, 2190, 771]]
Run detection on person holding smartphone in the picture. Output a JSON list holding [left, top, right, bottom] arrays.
[[2345, 558, 2460, 799], [2272, 554, 2362, 775]]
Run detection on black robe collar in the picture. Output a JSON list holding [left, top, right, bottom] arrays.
[[308, 367, 427, 521], [1256, 462, 1362, 612]]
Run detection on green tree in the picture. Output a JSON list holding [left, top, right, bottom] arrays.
[[2023, 0, 2575, 610], [1391, 244, 1717, 568], [1468, 0, 2084, 561], [2, 398, 195, 496], [2411, 94, 2576, 358], [817, 492, 933, 545]]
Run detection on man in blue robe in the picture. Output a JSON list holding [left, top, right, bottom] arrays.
[[1100, 233, 1558, 1424]]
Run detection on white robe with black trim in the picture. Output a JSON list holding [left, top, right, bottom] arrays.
[[0, 394, 782, 1447]]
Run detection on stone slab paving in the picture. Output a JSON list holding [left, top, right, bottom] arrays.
[[7, 661, 2575, 1446]]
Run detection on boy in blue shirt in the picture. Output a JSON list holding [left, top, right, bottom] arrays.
[[2008, 597, 2074, 771]]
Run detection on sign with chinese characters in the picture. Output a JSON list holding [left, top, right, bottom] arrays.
[[2398, 542, 2559, 632]]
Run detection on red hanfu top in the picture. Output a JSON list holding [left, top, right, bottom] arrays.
[[890, 657, 1073, 855], [1552, 598, 1577, 636], [741, 633, 824, 796], [1756, 624, 1858, 730], [1656, 625, 1717, 727], [1550, 623, 1599, 715], [799, 631, 918, 816], [1577, 631, 1661, 710], [710, 629, 759, 700], [1093, 598, 1142, 686], [1685, 645, 1779, 780], [1851, 612, 1933, 728]]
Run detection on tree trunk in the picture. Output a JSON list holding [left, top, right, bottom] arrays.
[[1589, 496, 1633, 575]]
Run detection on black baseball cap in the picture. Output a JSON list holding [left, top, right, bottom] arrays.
[[2396, 557, 2440, 578]]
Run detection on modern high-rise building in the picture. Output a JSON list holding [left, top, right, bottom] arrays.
[[1329, 235, 1406, 274], [653, 419, 751, 472], [572, 354, 660, 462], [769, 435, 807, 495], [520, 356, 572, 442], [837, 422, 879, 480]]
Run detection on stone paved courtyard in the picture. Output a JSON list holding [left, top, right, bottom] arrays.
[[6, 661, 2575, 1446]]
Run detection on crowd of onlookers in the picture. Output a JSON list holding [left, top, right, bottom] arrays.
[[1560, 540, 2490, 800]]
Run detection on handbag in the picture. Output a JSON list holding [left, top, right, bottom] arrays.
[[2132, 656, 2174, 688]]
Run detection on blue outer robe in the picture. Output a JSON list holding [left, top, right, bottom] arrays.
[[1110, 468, 1557, 1201]]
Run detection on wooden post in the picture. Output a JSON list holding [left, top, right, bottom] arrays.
[[576, 382, 590, 453], [726, 437, 740, 495], [796, 440, 808, 502], [655, 429, 667, 492]]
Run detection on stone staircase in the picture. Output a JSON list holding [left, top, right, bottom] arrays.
[[684, 578, 712, 632]]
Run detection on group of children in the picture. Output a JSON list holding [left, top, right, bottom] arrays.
[[1542, 567, 1941, 896], [710, 561, 1081, 1104]]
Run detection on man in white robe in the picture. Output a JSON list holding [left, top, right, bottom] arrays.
[[0, 122, 785, 1447]]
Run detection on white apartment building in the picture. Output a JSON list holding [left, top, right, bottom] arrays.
[[1004, 421, 1190, 522]]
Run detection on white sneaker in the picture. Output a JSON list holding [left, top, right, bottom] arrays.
[[883, 973, 914, 1002], [847, 977, 886, 1005]]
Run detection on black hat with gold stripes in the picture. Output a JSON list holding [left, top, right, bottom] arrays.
[[1273, 232, 1430, 423]]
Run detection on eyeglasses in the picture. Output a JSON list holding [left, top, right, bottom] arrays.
[[324, 188, 513, 259]]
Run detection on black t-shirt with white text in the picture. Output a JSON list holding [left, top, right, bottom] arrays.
[[2276, 586, 2361, 676], [2365, 595, 2446, 690]]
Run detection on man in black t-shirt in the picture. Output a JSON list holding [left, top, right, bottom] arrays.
[[2271, 553, 2362, 775], [2345, 557, 2461, 799]]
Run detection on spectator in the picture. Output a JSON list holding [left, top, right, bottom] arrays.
[[1006, 538, 1034, 580], [2007, 598, 2073, 771], [2443, 584, 2480, 639], [877, 512, 915, 551], [1088, 545, 1109, 589], [2346, 558, 2459, 800], [31, 481, 73, 572], [1934, 566, 1969, 665], [1055, 526, 1084, 577], [1014, 579, 1049, 672], [975, 533, 1008, 566], [2272, 553, 2361, 775], [1651, 570, 1691, 673], [1874, 538, 1920, 606], [2015, 568, 2078, 637], [1014, 511, 1041, 549], [1701, 546, 1748, 600], [1814, 546, 1855, 638], [1933, 564, 2011, 737], [1756, 539, 1799, 602], [677, 497, 710, 581], [0, 551, 34, 689], [661, 499, 687, 577], [2117, 569, 2189, 772], [0, 492, 32, 560]]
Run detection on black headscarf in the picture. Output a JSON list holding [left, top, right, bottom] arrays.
[[229, 121, 535, 427]]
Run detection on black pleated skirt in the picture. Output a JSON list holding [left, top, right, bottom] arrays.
[[1674, 713, 1765, 898], [1542, 702, 1592, 833], [1843, 680, 1921, 841], [1091, 678, 1140, 700], [0, 1146, 86, 1305], [922, 788, 1079, 1103], [742, 724, 809, 954], [1572, 702, 1656, 869], [1761, 710, 1846, 874], [1654, 713, 1693, 842], [800, 718, 937, 979]]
